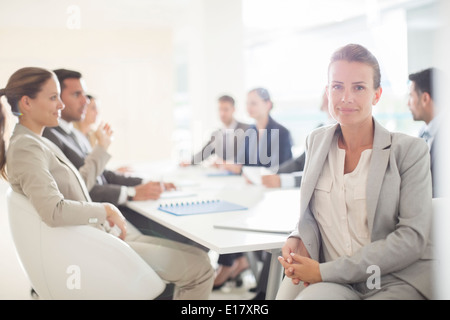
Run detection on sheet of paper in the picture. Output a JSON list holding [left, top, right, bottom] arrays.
[[160, 190, 197, 199], [242, 167, 273, 185], [174, 180, 200, 188]]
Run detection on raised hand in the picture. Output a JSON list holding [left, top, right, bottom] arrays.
[[95, 122, 114, 150]]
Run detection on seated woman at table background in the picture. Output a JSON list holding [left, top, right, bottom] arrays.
[[214, 87, 293, 290], [73, 94, 98, 148], [73, 94, 132, 174], [221, 87, 293, 174], [277, 44, 434, 300], [0, 67, 214, 300]]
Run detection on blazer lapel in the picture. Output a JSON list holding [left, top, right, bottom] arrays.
[[13, 124, 92, 202], [41, 137, 93, 202], [366, 119, 392, 232]]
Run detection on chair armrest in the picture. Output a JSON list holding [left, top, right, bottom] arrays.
[[41, 224, 166, 299], [7, 188, 165, 299]]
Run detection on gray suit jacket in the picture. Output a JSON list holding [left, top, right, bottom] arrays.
[[192, 121, 250, 164], [43, 126, 142, 205], [7, 124, 109, 227], [290, 119, 434, 299]]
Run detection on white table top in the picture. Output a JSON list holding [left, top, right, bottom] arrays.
[[127, 164, 300, 254]]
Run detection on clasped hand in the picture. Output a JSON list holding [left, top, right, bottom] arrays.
[[278, 237, 322, 286]]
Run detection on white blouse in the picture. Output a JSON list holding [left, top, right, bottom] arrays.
[[311, 135, 372, 261]]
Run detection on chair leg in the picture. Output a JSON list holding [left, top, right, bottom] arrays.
[[245, 251, 260, 284], [249, 251, 271, 300]]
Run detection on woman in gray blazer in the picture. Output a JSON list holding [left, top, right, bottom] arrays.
[[277, 44, 433, 300], [0, 67, 214, 299]]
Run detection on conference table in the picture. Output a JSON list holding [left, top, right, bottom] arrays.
[[126, 162, 301, 300]]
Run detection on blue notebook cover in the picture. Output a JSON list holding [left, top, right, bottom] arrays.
[[158, 200, 247, 216], [205, 170, 238, 177]]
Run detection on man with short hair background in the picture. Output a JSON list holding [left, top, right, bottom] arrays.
[[407, 67, 442, 197], [181, 95, 250, 166]]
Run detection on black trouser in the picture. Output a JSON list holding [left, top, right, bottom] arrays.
[[217, 253, 244, 267], [217, 251, 269, 299]]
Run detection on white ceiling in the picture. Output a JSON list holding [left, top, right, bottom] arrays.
[[243, 0, 436, 31], [0, 0, 191, 30], [0, 0, 435, 31]]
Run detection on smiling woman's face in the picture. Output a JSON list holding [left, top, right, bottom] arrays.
[[327, 60, 382, 128], [26, 76, 64, 128]]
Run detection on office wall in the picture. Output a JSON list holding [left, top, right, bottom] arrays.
[[173, 0, 246, 155], [0, 27, 174, 167], [407, 1, 440, 73]]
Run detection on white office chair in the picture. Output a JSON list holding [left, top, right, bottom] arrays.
[[6, 188, 165, 300]]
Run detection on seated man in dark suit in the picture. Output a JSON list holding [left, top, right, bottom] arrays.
[[180, 95, 250, 166], [407, 68, 443, 198], [43, 69, 173, 205], [43, 69, 203, 249]]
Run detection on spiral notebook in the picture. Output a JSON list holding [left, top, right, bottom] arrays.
[[157, 199, 247, 216]]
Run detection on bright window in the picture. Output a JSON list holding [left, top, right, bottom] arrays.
[[243, 0, 437, 154]]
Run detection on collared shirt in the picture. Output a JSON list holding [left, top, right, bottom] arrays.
[[58, 118, 89, 153], [221, 119, 238, 132], [419, 116, 441, 150], [311, 135, 372, 261], [58, 118, 74, 135]]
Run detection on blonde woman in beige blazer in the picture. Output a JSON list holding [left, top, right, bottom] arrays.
[[277, 44, 434, 300], [1, 67, 213, 299]]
